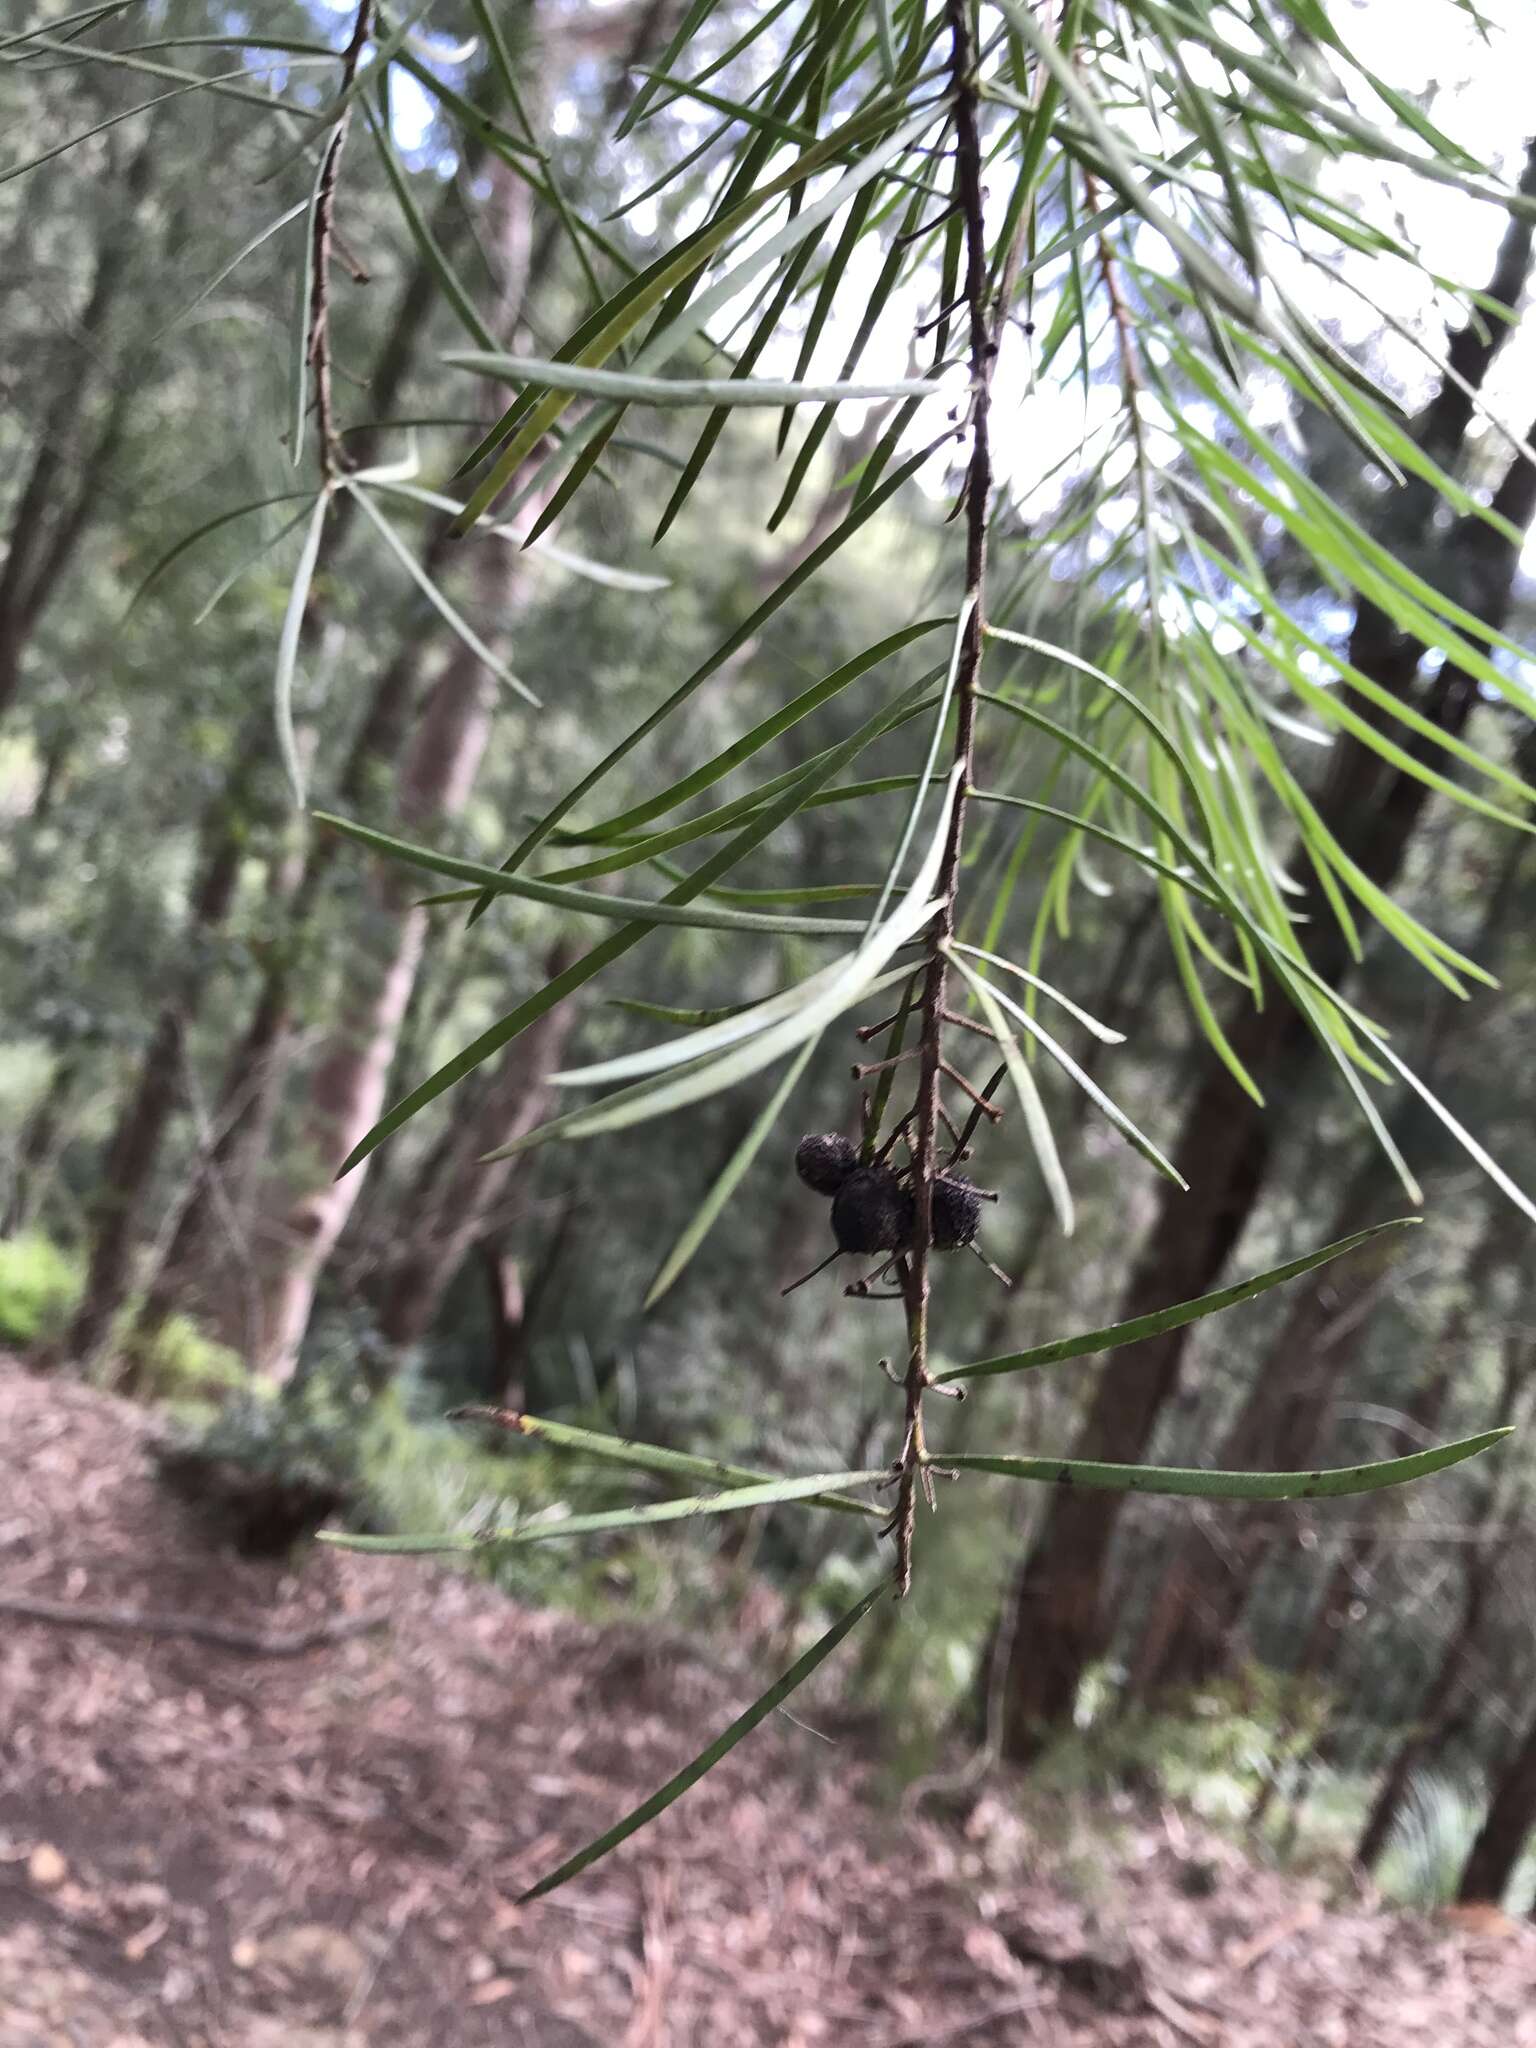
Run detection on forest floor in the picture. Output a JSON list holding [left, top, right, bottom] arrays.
[[3, 1360, 1535, 2048]]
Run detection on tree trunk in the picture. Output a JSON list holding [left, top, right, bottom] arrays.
[[372, 940, 579, 1349], [0, 137, 155, 722], [1459, 1711, 1536, 1905], [1357, 1560, 1493, 1872], [1, 1055, 84, 1239], [121, 197, 474, 1349], [252, 617, 507, 1378], [994, 155, 1536, 1758], [60, 739, 260, 1366]]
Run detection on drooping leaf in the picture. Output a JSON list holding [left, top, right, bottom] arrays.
[[936, 1218, 1419, 1383], [516, 1580, 886, 1902], [942, 1429, 1511, 1498]]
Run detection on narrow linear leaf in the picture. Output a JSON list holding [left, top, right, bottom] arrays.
[[446, 1406, 880, 1516], [445, 353, 943, 408], [646, 1040, 818, 1307], [952, 951, 1187, 1189], [273, 493, 330, 809], [339, 669, 938, 1171], [323, 1468, 888, 1553], [346, 485, 539, 706], [477, 441, 945, 907], [517, 1580, 887, 1903], [314, 814, 871, 938], [937, 1218, 1420, 1383], [951, 941, 1125, 1043], [127, 490, 316, 613], [948, 951, 1074, 1235], [942, 1431, 1512, 1499]]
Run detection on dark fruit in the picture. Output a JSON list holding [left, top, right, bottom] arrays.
[[831, 1166, 914, 1254], [932, 1174, 983, 1250], [795, 1131, 858, 1197]]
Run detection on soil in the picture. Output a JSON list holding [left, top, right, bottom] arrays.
[[3, 1359, 1534, 2047]]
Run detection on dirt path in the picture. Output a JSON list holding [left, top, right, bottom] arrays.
[[3, 1361, 1534, 2046]]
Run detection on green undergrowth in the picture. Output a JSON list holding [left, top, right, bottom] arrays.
[[0, 1230, 248, 1413]]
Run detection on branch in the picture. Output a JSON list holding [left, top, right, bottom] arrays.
[[892, 1, 997, 1598]]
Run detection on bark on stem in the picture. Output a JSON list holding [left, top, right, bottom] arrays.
[[308, 1, 373, 482], [893, 3, 995, 1596]]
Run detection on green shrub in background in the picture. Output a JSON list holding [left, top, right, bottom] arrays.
[[114, 1313, 252, 1409], [0, 1231, 251, 1415], [0, 1233, 81, 1346]]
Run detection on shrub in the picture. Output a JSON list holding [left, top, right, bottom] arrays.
[[112, 1311, 253, 1406], [0, 1233, 82, 1346], [155, 1365, 372, 1557]]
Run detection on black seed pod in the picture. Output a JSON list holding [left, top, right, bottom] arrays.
[[795, 1131, 858, 1197], [932, 1174, 983, 1250], [831, 1166, 914, 1254]]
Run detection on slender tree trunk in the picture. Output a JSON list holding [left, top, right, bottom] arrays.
[[371, 940, 579, 1349], [252, 609, 508, 1378], [60, 737, 261, 1366], [1, 1055, 84, 1239], [0, 138, 155, 721], [995, 149, 1536, 1754], [1357, 1561, 1494, 1872], [121, 206, 468, 1346], [1459, 1710, 1536, 1905], [248, 133, 541, 1381]]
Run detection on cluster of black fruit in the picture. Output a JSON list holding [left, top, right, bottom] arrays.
[[795, 1133, 983, 1255]]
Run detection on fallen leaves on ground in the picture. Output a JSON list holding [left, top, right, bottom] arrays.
[[2, 1360, 1534, 2047]]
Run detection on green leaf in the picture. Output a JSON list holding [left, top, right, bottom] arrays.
[[154, 198, 306, 342], [339, 668, 938, 1172], [126, 491, 317, 613], [364, 98, 497, 353], [969, 789, 1223, 906], [645, 1040, 820, 1308], [936, 1218, 1420, 1384], [444, 353, 942, 409], [941, 1430, 1512, 1499], [273, 494, 330, 809], [193, 502, 316, 625], [516, 1580, 886, 1902], [947, 950, 1074, 1236], [953, 950, 1186, 1189], [313, 814, 871, 938], [346, 485, 539, 705], [473, 441, 945, 908], [323, 1467, 888, 1553], [866, 599, 973, 930], [1372, 1041, 1536, 1228], [546, 769, 958, 1095], [445, 1406, 880, 1517], [455, 103, 938, 531], [587, 620, 949, 844]]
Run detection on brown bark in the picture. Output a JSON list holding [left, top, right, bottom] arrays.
[[1127, 813, 1533, 1704], [1357, 1554, 1494, 1872], [251, 617, 505, 1378], [1458, 1697, 1536, 1904], [0, 138, 156, 720], [123, 209, 472, 1347], [61, 736, 261, 1366], [247, 139, 539, 1380], [995, 239, 1536, 1759], [372, 939, 579, 1350], [1, 1055, 84, 1239]]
